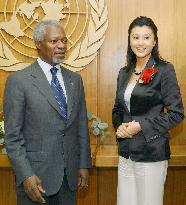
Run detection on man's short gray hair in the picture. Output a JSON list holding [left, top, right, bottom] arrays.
[[33, 20, 64, 42]]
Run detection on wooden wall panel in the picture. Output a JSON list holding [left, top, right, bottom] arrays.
[[78, 59, 98, 144], [0, 71, 10, 112], [164, 167, 186, 205], [77, 169, 98, 205], [0, 168, 16, 205], [1, 167, 186, 205], [97, 168, 117, 205]]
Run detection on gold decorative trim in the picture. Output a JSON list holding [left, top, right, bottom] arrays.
[[0, 0, 108, 72], [0, 41, 29, 71], [63, 0, 108, 71]]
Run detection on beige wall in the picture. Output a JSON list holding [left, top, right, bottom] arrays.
[[0, 0, 186, 204]]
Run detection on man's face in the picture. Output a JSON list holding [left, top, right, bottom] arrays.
[[35, 25, 67, 66]]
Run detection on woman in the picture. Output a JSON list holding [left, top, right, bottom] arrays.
[[112, 16, 184, 205]]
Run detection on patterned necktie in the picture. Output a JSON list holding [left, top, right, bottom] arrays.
[[50, 67, 67, 124]]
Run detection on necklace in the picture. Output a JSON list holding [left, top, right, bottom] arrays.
[[133, 66, 145, 75], [134, 70, 142, 75], [134, 61, 156, 75]]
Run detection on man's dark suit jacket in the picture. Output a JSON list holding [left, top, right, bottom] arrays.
[[4, 61, 92, 196], [112, 57, 184, 162]]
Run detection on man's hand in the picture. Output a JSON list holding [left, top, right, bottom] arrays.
[[23, 175, 46, 203], [78, 168, 89, 191]]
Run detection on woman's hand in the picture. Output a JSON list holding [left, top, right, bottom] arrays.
[[126, 120, 142, 136], [116, 123, 133, 138], [116, 121, 142, 138]]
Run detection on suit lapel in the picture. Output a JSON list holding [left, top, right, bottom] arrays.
[[131, 56, 156, 95], [60, 66, 75, 120], [130, 56, 157, 113], [118, 57, 156, 115], [30, 62, 63, 118], [118, 67, 134, 115], [144, 56, 156, 70]]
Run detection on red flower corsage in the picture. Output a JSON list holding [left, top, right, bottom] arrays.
[[139, 68, 158, 84]]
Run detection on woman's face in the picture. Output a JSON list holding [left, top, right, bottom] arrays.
[[130, 26, 156, 60]]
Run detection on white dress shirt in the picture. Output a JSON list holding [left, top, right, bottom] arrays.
[[124, 83, 136, 112], [37, 58, 67, 102]]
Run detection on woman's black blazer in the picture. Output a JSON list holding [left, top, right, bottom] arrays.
[[112, 57, 184, 162]]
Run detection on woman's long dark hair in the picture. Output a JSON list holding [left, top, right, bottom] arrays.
[[126, 16, 166, 68]]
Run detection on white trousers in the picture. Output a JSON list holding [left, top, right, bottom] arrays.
[[117, 156, 168, 205]]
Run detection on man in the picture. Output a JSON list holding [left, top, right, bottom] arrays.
[[3, 20, 92, 205]]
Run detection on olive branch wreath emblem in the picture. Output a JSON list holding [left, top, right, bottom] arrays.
[[0, 0, 108, 72]]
